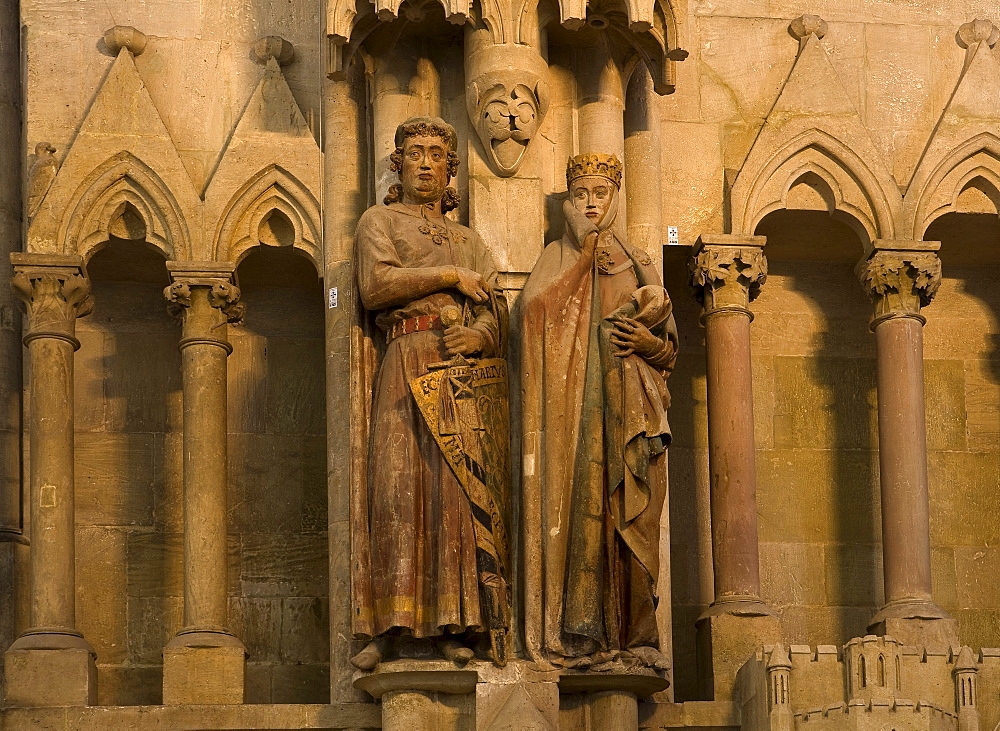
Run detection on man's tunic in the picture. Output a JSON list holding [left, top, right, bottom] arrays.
[[353, 202, 504, 640]]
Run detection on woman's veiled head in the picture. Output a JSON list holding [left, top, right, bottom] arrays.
[[566, 153, 622, 227]]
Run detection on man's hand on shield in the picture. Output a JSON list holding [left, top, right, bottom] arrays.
[[444, 326, 485, 356]]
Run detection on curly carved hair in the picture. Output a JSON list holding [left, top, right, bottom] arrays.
[[384, 117, 461, 212]]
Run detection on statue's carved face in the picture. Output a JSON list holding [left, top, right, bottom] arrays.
[[570, 176, 616, 225], [401, 134, 450, 204]]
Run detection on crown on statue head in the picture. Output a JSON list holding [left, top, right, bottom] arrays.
[[566, 153, 623, 189]]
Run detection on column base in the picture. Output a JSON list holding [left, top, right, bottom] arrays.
[[868, 599, 958, 649], [4, 629, 96, 707], [162, 628, 246, 705], [696, 603, 781, 702]]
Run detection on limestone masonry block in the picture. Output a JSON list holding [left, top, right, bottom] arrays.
[[162, 645, 246, 705], [4, 647, 97, 707]]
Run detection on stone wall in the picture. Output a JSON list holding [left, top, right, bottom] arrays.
[[72, 242, 327, 705], [5, 0, 1000, 726]]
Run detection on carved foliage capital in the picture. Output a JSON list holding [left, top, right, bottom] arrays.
[[858, 251, 941, 322], [11, 269, 93, 345], [689, 245, 768, 312]]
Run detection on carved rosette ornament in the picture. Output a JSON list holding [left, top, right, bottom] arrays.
[[858, 251, 941, 327], [689, 243, 768, 318], [466, 43, 549, 177], [11, 261, 93, 349]]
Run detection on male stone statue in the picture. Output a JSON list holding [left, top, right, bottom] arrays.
[[351, 117, 511, 670], [520, 153, 677, 671]]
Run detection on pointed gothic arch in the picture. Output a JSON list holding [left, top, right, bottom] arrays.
[[59, 151, 192, 262], [732, 128, 899, 245], [907, 132, 1000, 238], [213, 165, 321, 268]]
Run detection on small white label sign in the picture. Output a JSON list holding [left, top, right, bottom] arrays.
[[667, 226, 679, 245], [328, 287, 338, 308]]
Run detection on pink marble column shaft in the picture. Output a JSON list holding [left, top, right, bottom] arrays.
[[858, 241, 953, 640], [689, 235, 773, 615]]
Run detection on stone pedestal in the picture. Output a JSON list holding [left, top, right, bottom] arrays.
[[355, 660, 561, 731], [696, 610, 782, 703], [3, 641, 96, 707], [559, 671, 669, 731], [162, 632, 246, 705], [476, 661, 560, 730], [355, 661, 478, 731], [871, 614, 960, 650]]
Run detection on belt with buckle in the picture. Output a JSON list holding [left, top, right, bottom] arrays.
[[385, 315, 443, 344]]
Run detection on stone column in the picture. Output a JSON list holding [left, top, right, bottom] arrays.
[[689, 234, 780, 701], [464, 28, 549, 286], [558, 672, 668, 731], [368, 44, 440, 204], [162, 262, 246, 705], [4, 253, 96, 707], [857, 240, 956, 648], [324, 60, 369, 703], [0, 0, 28, 693], [576, 41, 625, 162], [623, 65, 662, 255]]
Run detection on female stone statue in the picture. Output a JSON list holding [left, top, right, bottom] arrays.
[[351, 117, 510, 670], [520, 153, 677, 670]]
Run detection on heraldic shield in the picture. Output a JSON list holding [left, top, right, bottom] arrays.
[[409, 354, 512, 666]]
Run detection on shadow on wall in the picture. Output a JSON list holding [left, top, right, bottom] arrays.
[[752, 209, 881, 647], [924, 211, 1000, 649], [663, 245, 711, 702], [926, 211, 1000, 382], [73, 238, 330, 705], [665, 210, 885, 704], [231, 244, 329, 703], [79, 236, 178, 705]]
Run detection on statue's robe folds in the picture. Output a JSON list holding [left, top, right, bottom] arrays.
[[353, 202, 506, 640], [519, 220, 677, 663]]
